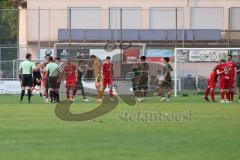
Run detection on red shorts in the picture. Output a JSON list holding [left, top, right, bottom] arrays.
[[208, 79, 216, 89], [219, 78, 228, 89], [66, 80, 76, 89], [228, 78, 235, 88], [102, 77, 113, 88]]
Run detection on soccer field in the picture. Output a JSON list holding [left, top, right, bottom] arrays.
[[0, 95, 240, 160]]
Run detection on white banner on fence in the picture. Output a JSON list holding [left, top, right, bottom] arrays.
[[0, 81, 21, 94], [189, 49, 228, 62], [90, 49, 121, 61]]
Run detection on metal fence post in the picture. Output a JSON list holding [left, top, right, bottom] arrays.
[[13, 59, 15, 79]]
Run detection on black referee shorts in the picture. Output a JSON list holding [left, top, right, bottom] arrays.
[[21, 74, 33, 87], [48, 76, 58, 89]]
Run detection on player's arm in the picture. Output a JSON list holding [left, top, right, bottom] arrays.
[[45, 65, 49, 78], [31, 62, 35, 72], [75, 69, 78, 82], [18, 63, 23, 81], [111, 63, 114, 77]]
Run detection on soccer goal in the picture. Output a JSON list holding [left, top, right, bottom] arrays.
[[173, 48, 240, 97]]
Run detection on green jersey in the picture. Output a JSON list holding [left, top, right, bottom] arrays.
[[77, 66, 83, 82], [46, 62, 58, 77], [139, 62, 149, 76], [132, 65, 140, 77], [19, 60, 35, 75], [236, 62, 240, 76], [163, 63, 173, 82]]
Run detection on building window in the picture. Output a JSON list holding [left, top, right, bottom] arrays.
[[69, 7, 101, 29], [190, 7, 224, 29], [149, 8, 184, 29], [230, 7, 240, 30], [109, 8, 142, 29]]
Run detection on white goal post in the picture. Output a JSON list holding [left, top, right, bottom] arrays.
[[174, 48, 240, 97]]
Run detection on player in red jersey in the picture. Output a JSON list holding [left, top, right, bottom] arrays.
[[102, 56, 114, 98], [41, 62, 48, 102], [225, 55, 236, 102], [64, 59, 78, 101], [204, 69, 218, 102], [215, 59, 230, 103]]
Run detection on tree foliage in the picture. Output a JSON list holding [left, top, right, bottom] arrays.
[[0, 0, 17, 45]]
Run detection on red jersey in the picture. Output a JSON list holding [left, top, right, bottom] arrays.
[[102, 62, 113, 78], [64, 64, 77, 81], [225, 61, 236, 79], [208, 71, 217, 82], [215, 63, 229, 79], [208, 71, 217, 88]]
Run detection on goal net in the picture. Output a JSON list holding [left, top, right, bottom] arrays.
[[173, 48, 240, 97]]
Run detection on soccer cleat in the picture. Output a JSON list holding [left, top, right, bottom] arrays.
[[45, 98, 49, 103], [160, 97, 167, 101], [83, 98, 90, 102], [96, 98, 103, 103], [138, 97, 145, 102], [204, 97, 210, 101], [226, 100, 230, 103], [212, 100, 217, 103], [166, 98, 170, 101], [220, 100, 225, 103], [18, 100, 23, 103]]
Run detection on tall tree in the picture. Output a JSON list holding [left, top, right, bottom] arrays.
[[0, 0, 17, 45]]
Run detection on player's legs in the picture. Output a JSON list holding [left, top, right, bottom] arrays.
[[20, 86, 26, 102], [204, 87, 210, 101], [225, 79, 230, 102], [65, 84, 70, 100], [237, 76, 240, 102], [229, 79, 235, 101], [238, 87, 240, 101], [26, 76, 33, 103], [210, 88, 216, 102], [106, 77, 113, 97], [19, 76, 27, 102], [219, 79, 226, 102], [102, 77, 107, 97], [72, 86, 77, 99], [45, 77, 49, 99], [140, 75, 148, 98], [204, 80, 211, 101]]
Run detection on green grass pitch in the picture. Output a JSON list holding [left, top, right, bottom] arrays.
[[0, 95, 240, 160]]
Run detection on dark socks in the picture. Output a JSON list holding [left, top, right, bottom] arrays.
[[27, 89, 31, 102], [50, 91, 54, 102], [56, 92, 59, 102], [20, 90, 25, 101]]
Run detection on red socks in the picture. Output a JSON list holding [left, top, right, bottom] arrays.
[[210, 90, 215, 102], [230, 91, 234, 101], [226, 92, 230, 101], [109, 89, 113, 97], [221, 92, 225, 100], [66, 88, 70, 99]]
